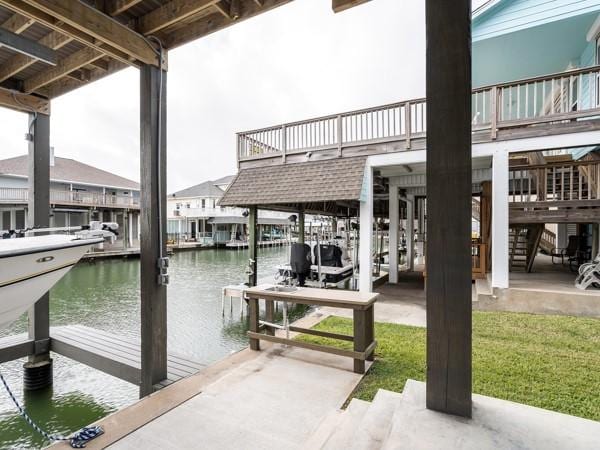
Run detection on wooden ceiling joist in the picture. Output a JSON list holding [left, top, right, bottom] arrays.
[[0, 30, 71, 82], [23, 46, 102, 92], [332, 0, 372, 13], [1, 12, 34, 32], [137, 0, 219, 35], [106, 0, 142, 16], [0, 27, 57, 65], [0, 86, 49, 113], [0, 0, 158, 66]]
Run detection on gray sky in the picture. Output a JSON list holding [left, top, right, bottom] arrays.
[[0, 0, 486, 193]]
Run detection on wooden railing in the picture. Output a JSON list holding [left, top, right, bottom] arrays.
[[472, 242, 487, 279], [509, 160, 600, 203], [540, 228, 556, 253], [238, 66, 600, 160], [0, 187, 139, 208]]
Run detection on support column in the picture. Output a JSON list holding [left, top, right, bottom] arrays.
[[139, 64, 168, 397], [492, 150, 509, 289], [592, 223, 599, 260], [425, 0, 472, 417], [406, 195, 415, 272], [389, 184, 399, 283], [359, 166, 373, 293], [481, 181, 492, 272], [298, 210, 305, 244], [248, 206, 258, 287], [25, 111, 52, 390]]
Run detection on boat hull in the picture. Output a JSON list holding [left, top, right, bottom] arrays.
[[0, 236, 100, 330]]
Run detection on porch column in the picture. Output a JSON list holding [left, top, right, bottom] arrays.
[[592, 223, 599, 260], [406, 194, 415, 272], [389, 184, 399, 283], [481, 181, 492, 272], [139, 63, 168, 397], [492, 149, 509, 289], [425, 0, 472, 417], [298, 209, 305, 244], [248, 206, 258, 286], [359, 166, 373, 293], [25, 111, 52, 389]]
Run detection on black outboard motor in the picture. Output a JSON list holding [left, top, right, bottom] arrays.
[[290, 243, 312, 286], [314, 244, 343, 268]]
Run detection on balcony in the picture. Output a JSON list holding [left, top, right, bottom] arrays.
[[0, 188, 139, 209], [237, 66, 600, 167]]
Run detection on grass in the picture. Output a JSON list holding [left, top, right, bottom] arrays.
[[297, 311, 600, 421]]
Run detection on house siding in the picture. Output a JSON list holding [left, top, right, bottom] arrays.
[[473, 0, 600, 42]]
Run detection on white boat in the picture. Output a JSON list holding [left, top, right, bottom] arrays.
[[0, 234, 104, 330]]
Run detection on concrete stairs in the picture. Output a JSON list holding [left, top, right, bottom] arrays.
[[303, 389, 403, 450]]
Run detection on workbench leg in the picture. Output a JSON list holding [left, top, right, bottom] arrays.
[[353, 309, 367, 374], [265, 299, 275, 336], [249, 298, 260, 351], [366, 305, 375, 362]]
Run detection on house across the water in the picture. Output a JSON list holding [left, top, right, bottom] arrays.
[[0, 149, 140, 249], [167, 175, 293, 247]]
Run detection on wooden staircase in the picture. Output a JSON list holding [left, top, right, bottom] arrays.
[[509, 224, 544, 272]]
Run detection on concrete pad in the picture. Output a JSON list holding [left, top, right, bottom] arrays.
[[322, 399, 371, 450], [384, 380, 600, 450], [108, 345, 366, 450]]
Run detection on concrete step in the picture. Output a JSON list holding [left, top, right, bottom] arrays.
[[381, 381, 421, 450], [322, 399, 371, 450], [347, 389, 403, 450], [301, 409, 344, 449]]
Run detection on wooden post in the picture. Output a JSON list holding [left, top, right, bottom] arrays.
[[353, 309, 366, 374], [248, 206, 258, 287], [481, 181, 492, 271], [139, 63, 168, 398], [298, 210, 305, 244], [389, 184, 399, 283], [248, 298, 260, 351], [25, 111, 52, 386], [425, 0, 472, 417]]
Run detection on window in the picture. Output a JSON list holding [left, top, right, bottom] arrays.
[[201, 199, 206, 209], [186, 203, 190, 209]]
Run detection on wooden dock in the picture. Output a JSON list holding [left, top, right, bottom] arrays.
[[50, 325, 205, 388]]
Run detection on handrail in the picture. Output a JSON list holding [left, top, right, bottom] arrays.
[[0, 187, 139, 208], [238, 65, 600, 161]]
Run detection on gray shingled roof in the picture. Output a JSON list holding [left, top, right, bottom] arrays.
[[0, 155, 139, 190], [213, 175, 235, 186], [170, 180, 225, 198], [220, 157, 367, 207]]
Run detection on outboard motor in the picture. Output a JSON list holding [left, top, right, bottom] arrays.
[[290, 243, 312, 286]]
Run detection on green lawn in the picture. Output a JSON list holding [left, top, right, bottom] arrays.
[[298, 312, 600, 421]]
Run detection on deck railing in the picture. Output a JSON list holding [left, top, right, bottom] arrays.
[[238, 66, 600, 160], [508, 160, 600, 203], [0, 187, 139, 208]]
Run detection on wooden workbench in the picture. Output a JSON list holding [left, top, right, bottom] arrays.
[[245, 285, 378, 374]]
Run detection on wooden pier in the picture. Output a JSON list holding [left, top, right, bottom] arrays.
[[225, 239, 291, 249], [0, 326, 205, 389]]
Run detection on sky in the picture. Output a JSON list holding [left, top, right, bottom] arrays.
[[0, 0, 486, 193]]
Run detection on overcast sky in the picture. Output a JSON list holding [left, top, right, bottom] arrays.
[[0, 0, 486, 193]]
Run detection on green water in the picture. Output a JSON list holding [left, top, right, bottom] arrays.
[[0, 247, 294, 449]]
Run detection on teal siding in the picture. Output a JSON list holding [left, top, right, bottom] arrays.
[[473, 0, 600, 42], [580, 40, 596, 109]]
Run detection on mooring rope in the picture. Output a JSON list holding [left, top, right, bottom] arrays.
[[0, 369, 103, 448]]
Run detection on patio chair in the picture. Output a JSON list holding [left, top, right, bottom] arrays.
[[551, 235, 579, 265], [575, 255, 600, 290]]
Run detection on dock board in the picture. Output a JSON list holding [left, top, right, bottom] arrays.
[[50, 325, 206, 388], [0, 332, 34, 363]]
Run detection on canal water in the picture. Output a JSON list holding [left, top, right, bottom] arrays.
[[0, 246, 293, 449]]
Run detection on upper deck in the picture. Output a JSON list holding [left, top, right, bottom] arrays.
[[237, 66, 600, 169]]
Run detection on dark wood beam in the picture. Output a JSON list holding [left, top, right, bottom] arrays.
[[248, 206, 258, 286], [425, 0, 472, 418], [139, 63, 168, 397], [0, 30, 71, 83], [332, 0, 372, 13], [0, 0, 157, 66], [0, 86, 49, 113], [0, 27, 57, 65], [137, 0, 219, 35]]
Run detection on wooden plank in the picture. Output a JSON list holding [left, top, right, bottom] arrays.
[[0, 27, 57, 64], [139, 63, 168, 398], [425, 0, 472, 417], [0, 30, 72, 83], [106, 0, 142, 16], [1, 12, 34, 33], [509, 199, 600, 209], [0, 0, 148, 66], [288, 325, 354, 342], [510, 209, 600, 224], [248, 298, 260, 351], [332, 0, 371, 13], [0, 86, 50, 114], [23, 46, 102, 93], [0, 333, 34, 363], [137, 0, 219, 35], [15, 0, 158, 65]]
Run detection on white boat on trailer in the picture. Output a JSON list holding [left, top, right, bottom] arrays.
[[0, 223, 116, 330]]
